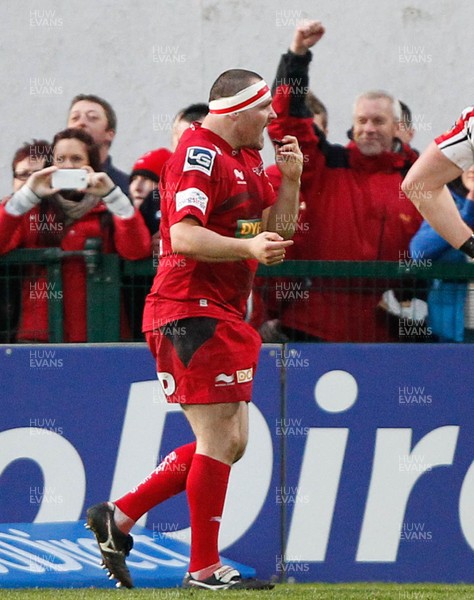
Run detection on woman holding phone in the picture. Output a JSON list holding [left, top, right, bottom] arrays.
[[0, 128, 151, 342]]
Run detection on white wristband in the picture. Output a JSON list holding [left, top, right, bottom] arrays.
[[5, 186, 41, 216], [102, 186, 134, 219]]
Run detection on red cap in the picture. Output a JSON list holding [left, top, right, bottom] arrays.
[[130, 147, 172, 182]]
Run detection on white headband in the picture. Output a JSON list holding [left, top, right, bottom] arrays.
[[209, 80, 271, 115]]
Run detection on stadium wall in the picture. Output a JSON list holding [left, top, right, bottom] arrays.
[[0, 0, 472, 195]]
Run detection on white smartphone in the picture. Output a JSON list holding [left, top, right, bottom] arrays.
[[51, 168, 88, 190]]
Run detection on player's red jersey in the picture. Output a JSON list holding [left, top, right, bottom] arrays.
[[143, 123, 276, 331], [436, 106, 474, 171]]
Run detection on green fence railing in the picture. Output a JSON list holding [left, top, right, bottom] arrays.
[[1, 247, 474, 343], [0, 239, 120, 343]]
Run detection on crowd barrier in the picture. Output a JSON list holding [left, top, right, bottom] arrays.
[[2, 243, 474, 343]]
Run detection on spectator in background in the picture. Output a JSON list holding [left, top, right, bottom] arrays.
[[0, 128, 150, 342], [0, 140, 51, 342], [305, 90, 329, 137], [410, 166, 474, 342], [171, 102, 209, 151], [67, 94, 130, 195], [124, 147, 172, 340], [262, 19, 422, 342], [129, 147, 172, 236], [345, 100, 417, 152], [10, 140, 51, 193], [398, 100, 416, 147]]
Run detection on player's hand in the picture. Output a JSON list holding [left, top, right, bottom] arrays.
[[275, 135, 303, 182], [248, 231, 293, 265], [290, 20, 325, 55]]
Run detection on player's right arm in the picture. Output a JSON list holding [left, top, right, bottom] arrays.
[[170, 217, 293, 265], [402, 107, 474, 250], [402, 142, 468, 248]]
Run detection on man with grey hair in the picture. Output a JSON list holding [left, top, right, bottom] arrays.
[[261, 20, 423, 342], [351, 89, 402, 155]]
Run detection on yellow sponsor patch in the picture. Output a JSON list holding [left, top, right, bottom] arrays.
[[236, 219, 262, 238]]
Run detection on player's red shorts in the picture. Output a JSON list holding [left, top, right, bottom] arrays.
[[145, 317, 262, 405]]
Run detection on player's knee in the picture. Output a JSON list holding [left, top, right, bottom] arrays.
[[232, 444, 247, 464], [225, 431, 247, 463]]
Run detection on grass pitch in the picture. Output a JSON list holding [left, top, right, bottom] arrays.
[[1, 583, 474, 599]]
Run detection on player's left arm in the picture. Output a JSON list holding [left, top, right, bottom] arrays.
[[262, 135, 303, 239]]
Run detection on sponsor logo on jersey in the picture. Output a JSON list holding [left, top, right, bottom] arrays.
[[234, 168, 245, 180], [215, 373, 235, 386], [236, 368, 253, 383], [175, 188, 209, 215], [199, 299, 208, 307], [183, 146, 216, 175], [235, 218, 262, 239]]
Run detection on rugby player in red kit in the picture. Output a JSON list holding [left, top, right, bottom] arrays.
[[86, 68, 303, 590]]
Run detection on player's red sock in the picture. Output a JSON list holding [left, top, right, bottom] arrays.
[[187, 453, 231, 574], [114, 441, 196, 524]]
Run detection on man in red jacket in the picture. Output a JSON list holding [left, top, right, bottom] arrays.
[[264, 20, 423, 342]]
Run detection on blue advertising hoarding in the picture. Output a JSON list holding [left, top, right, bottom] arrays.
[[1, 343, 474, 586], [0, 521, 255, 588], [282, 344, 474, 583]]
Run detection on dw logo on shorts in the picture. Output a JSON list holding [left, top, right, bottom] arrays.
[[236, 368, 253, 383], [183, 147, 216, 176], [157, 372, 176, 395]]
